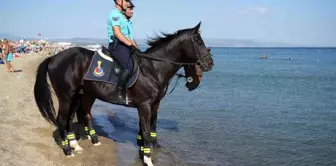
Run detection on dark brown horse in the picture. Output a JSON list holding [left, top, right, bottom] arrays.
[[33, 22, 214, 166]]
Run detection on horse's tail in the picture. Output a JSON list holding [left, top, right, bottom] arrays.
[[34, 57, 57, 126]]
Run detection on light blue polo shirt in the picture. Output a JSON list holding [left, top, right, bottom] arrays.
[[127, 20, 134, 40], [107, 7, 130, 43]]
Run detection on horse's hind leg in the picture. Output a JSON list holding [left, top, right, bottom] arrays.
[[82, 94, 101, 146], [57, 93, 85, 157], [57, 99, 74, 157], [67, 93, 83, 153]]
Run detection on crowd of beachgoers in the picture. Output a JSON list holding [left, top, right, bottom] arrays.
[[0, 39, 74, 55]]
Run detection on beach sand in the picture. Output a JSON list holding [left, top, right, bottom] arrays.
[[0, 52, 117, 166]]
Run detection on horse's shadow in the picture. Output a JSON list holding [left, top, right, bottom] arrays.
[[51, 114, 179, 147], [14, 69, 23, 73], [91, 112, 179, 147]]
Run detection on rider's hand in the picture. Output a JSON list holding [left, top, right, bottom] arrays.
[[130, 45, 141, 54]]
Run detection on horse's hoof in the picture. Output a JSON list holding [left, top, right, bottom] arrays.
[[63, 146, 72, 156], [70, 141, 83, 152], [66, 153, 75, 158], [91, 135, 100, 145], [87, 135, 91, 140], [93, 142, 102, 146], [74, 146, 83, 153], [143, 156, 154, 166], [153, 143, 161, 149]]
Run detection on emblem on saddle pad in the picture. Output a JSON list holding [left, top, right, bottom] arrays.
[[93, 61, 104, 77]]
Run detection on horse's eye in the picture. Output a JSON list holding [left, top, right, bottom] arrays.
[[196, 39, 203, 45]]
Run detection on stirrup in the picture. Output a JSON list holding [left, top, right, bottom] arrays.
[[115, 88, 127, 104]]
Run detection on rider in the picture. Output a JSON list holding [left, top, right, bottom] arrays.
[[107, 0, 141, 104], [125, 1, 138, 48]]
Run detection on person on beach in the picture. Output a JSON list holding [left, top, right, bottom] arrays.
[[107, 0, 141, 104], [3, 39, 16, 72], [124, 1, 138, 48], [0, 40, 3, 60]]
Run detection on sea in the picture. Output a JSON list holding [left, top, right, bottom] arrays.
[[89, 47, 336, 166]]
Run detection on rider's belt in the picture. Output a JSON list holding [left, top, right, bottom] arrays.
[[111, 36, 119, 50]]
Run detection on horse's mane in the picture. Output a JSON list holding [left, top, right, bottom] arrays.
[[145, 28, 194, 51]]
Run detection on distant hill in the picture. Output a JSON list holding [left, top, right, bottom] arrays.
[[0, 33, 22, 41], [0, 33, 326, 47], [0, 33, 37, 41], [203, 39, 297, 47]]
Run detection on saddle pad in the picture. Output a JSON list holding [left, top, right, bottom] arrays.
[[83, 50, 139, 88]]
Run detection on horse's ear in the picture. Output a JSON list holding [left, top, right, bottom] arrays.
[[192, 22, 201, 34]]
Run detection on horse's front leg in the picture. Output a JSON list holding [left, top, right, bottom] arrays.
[[137, 104, 161, 149], [138, 104, 154, 166], [137, 122, 144, 155], [150, 102, 161, 148]]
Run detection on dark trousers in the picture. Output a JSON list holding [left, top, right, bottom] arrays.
[[108, 42, 133, 73]]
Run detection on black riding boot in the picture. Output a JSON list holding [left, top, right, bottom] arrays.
[[116, 70, 131, 104]]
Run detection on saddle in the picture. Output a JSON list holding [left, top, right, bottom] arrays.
[[101, 46, 123, 75]]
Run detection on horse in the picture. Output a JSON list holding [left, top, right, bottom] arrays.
[[75, 62, 206, 150], [33, 22, 214, 166]]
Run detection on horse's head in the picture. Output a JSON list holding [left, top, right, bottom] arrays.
[[183, 47, 212, 91], [179, 22, 214, 72]]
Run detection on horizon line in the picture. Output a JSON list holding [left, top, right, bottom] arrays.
[[1, 35, 335, 47]]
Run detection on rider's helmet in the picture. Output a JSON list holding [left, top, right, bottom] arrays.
[[128, 1, 135, 8]]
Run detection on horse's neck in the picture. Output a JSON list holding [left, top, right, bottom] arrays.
[[144, 48, 183, 87]]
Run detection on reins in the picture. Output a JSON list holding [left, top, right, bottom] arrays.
[[133, 34, 205, 67], [168, 73, 186, 94], [134, 52, 197, 66]]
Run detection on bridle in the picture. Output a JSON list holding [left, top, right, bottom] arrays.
[[135, 34, 210, 93], [135, 34, 208, 69]]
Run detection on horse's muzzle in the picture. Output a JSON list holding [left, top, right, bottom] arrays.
[[199, 57, 214, 72]]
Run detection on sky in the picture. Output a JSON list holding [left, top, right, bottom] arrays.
[[1, 0, 335, 46]]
